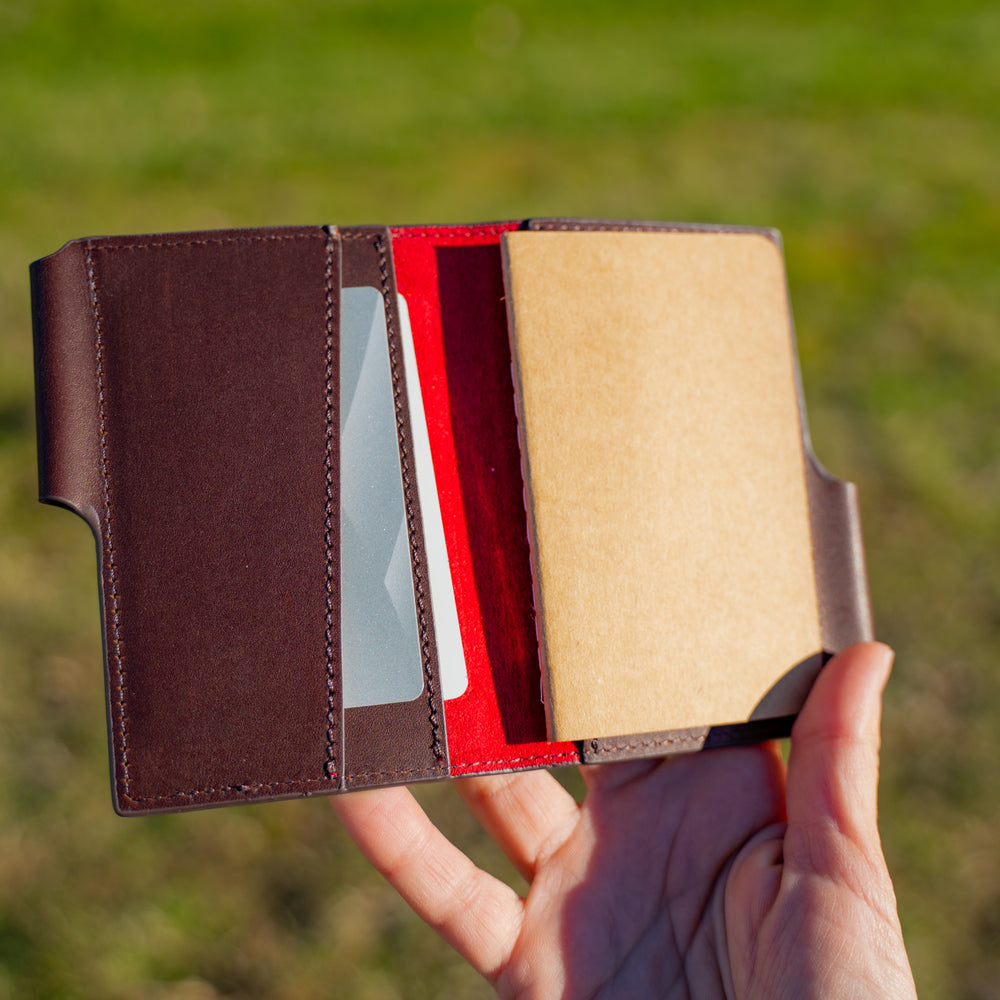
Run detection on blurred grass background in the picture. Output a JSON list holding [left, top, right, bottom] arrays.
[[0, 0, 997, 996]]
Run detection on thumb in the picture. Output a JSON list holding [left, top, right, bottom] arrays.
[[786, 641, 894, 855]]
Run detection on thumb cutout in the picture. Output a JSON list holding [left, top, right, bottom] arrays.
[[786, 642, 894, 853]]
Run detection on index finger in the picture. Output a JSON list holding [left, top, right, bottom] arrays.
[[331, 785, 524, 980]]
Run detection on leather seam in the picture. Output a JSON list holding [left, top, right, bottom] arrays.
[[586, 735, 706, 755], [372, 231, 445, 764], [86, 241, 131, 796], [91, 233, 324, 252], [530, 222, 755, 234], [393, 235, 508, 244], [118, 776, 341, 808], [345, 764, 448, 782], [117, 753, 584, 806], [322, 232, 339, 781], [390, 224, 519, 239], [450, 752, 580, 770]]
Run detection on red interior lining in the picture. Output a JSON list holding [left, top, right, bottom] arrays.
[[391, 224, 579, 774]]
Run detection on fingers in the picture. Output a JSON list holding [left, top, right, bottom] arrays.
[[786, 641, 894, 855], [331, 785, 524, 979], [455, 769, 581, 881]]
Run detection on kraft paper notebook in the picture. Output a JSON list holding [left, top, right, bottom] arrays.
[[30, 219, 873, 814]]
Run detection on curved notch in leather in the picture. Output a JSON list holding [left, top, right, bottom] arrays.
[[804, 454, 875, 649], [31, 239, 104, 532]]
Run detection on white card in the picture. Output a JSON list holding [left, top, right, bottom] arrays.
[[397, 294, 468, 700]]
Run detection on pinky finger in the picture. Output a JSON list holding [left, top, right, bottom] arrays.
[[331, 785, 524, 980]]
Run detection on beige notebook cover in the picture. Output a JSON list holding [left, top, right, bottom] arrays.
[[502, 229, 824, 741]]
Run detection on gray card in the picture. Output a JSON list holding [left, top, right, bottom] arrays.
[[340, 285, 424, 708]]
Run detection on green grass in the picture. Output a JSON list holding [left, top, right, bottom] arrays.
[[1, 1, 998, 996]]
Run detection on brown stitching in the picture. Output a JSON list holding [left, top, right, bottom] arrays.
[[86, 243, 131, 794], [527, 222, 775, 243], [586, 735, 706, 755], [121, 753, 580, 805], [120, 766, 448, 807], [373, 233, 445, 763], [322, 233, 339, 780], [119, 776, 341, 807], [342, 765, 448, 782], [92, 233, 325, 252]]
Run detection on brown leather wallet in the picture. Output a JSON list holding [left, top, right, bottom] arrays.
[[30, 219, 872, 814]]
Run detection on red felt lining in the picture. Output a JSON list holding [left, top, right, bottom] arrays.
[[390, 224, 579, 774]]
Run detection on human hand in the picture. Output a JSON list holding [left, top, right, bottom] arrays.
[[332, 643, 917, 999]]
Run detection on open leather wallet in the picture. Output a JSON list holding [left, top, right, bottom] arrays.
[[30, 218, 872, 814]]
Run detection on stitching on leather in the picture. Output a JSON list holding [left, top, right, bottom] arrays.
[[119, 776, 341, 807], [344, 765, 448, 782], [586, 735, 706, 755], [86, 242, 131, 795], [121, 764, 448, 807], [451, 751, 580, 769], [393, 235, 507, 244], [529, 222, 757, 235], [391, 224, 518, 239], [92, 233, 321, 252], [373, 232, 445, 763], [322, 232, 339, 781], [120, 752, 582, 805]]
